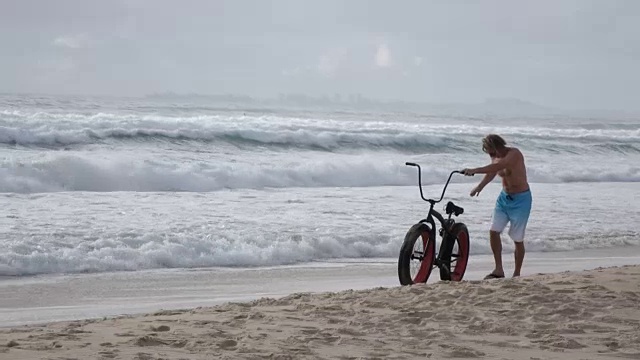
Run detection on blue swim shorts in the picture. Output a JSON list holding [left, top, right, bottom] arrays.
[[490, 189, 532, 242]]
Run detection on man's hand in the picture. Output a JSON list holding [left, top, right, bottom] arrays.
[[470, 186, 481, 197], [462, 168, 476, 176]]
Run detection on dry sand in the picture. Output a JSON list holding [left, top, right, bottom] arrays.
[[1, 265, 639, 360]]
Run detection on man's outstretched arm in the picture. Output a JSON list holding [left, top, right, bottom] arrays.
[[478, 172, 497, 188], [465, 150, 517, 175], [470, 172, 497, 196]]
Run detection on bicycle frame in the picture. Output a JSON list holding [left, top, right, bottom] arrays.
[[405, 162, 464, 272]]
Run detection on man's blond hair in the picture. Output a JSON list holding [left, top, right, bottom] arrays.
[[482, 134, 507, 152]]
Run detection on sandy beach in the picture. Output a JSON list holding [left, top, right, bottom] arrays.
[[1, 262, 639, 360]]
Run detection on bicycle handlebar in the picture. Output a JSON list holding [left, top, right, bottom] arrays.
[[405, 162, 468, 204]]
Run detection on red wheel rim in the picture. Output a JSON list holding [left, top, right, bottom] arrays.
[[412, 231, 434, 283], [450, 230, 469, 281]]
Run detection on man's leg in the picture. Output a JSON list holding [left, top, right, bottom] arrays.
[[508, 191, 531, 277], [489, 230, 504, 277], [513, 241, 525, 277], [487, 195, 508, 279]]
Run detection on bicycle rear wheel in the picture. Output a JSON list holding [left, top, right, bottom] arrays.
[[439, 223, 470, 281], [398, 223, 436, 285]]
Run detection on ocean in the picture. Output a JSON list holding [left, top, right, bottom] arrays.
[[1, 94, 639, 277]]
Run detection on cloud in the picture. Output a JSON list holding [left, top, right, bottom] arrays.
[[37, 57, 75, 73], [374, 43, 391, 68], [282, 66, 313, 77], [52, 34, 89, 49], [317, 47, 348, 76], [282, 67, 302, 77]]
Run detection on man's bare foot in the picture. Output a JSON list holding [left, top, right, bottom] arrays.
[[484, 270, 505, 279], [512, 272, 520, 278]]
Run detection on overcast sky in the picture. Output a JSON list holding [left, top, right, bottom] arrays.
[[1, 0, 639, 110]]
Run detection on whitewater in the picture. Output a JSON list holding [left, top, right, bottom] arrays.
[[1, 94, 639, 277]]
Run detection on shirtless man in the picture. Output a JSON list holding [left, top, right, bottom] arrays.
[[462, 134, 532, 279]]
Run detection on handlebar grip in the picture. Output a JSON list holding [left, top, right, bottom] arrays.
[[405, 162, 418, 167], [454, 170, 474, 176]]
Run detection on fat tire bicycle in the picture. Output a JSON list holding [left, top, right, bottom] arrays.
[[398, 162, 471, 285]]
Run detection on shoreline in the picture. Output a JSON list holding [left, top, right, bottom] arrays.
[[2, 246, 640, 328]]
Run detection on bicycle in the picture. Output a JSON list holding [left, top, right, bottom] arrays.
[[398, 162, 471, 285]]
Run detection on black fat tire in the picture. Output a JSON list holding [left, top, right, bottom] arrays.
[[398, 223, 435, 285], [439, 222, 470, 281]]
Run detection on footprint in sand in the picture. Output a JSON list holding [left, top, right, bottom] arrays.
[[337, 328, 365, 337], [218, 339, 238, 349], [604, 340, 620, 350], [149, 325, 170, 332], [115, 331, 136, 337], [532, 335, 586, 349], [548, 280, 575, 285], [439, 343, 485, 358], [99, 351, 118, 359], [152, 310, 187, 316], [133, 335, 166, 346], [134, 353, 155, 360], [553, 288, 576, 294]]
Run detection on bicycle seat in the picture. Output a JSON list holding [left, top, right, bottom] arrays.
[[445, 201, 464, 216]]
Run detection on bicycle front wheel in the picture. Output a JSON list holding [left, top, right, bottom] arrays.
[[398, 223, 436, 285]]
